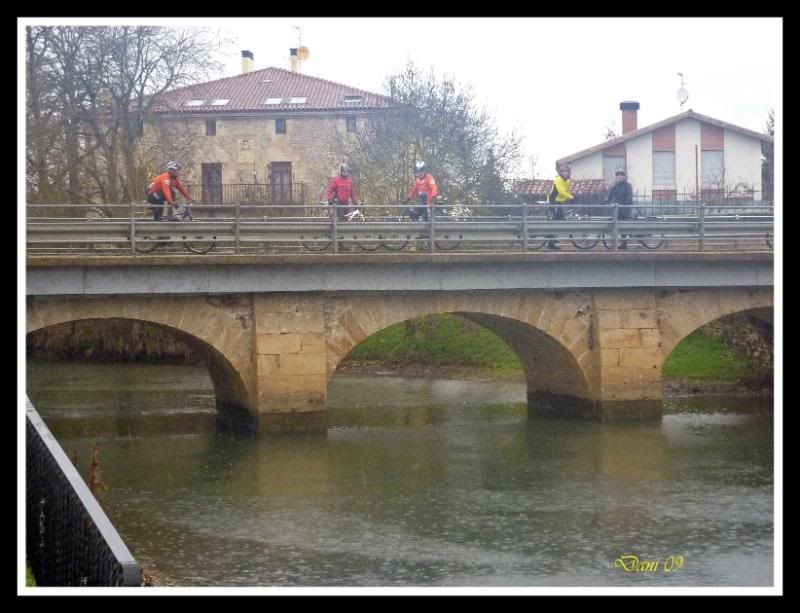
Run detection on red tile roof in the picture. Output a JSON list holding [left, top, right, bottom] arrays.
[[152, 67, 393, 114], [557, 110, 774, 165]]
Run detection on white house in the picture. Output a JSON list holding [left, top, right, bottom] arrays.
[[557, 102, 773, 202]]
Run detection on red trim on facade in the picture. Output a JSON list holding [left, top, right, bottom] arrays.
[[701, 123, 725, 150]]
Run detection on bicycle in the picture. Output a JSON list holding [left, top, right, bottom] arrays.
[[382, 200, 469, 251], [134, 202, 216, 254], [524, 206, 603, 250], [600, 211, 666, 250], [300, 200, 381, 252]]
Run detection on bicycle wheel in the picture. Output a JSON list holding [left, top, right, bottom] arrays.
[[526, 232, 548, 250], [301, 232, 332, 251], [433, 231, 462, 251], [183, 237, 216, 254], [382, 216, 411, 251], [354, 224, 382, 251], [638, 234, 665, 250], [569, 233, 599, 250], [134, 236, 160, 253], [182, 223, 216, 253]]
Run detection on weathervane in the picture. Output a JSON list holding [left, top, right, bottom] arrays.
[[676, 73, 689, 109]]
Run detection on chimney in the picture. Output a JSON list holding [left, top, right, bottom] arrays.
[[620, 101, 640, 134], [241, 50, 254, 74], [289, 47, 300, 73]]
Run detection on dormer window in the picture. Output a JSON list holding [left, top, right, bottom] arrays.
[[183, 99, 206, 107], [264, 97, 283, 105], [344, 95, 363, 104], [288, 97, 307, 104], [209, 99, 230, 106]]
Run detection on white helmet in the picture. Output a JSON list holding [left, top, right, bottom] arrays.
[[166, 161, 181, 172], [415, 161, 427, 173]]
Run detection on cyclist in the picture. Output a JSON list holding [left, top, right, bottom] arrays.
[[546, 163, 575, 250], [406, 161, 440, 221], [146, 162, 195, 221], [326, 163, 360, 221], [605, 168, 634, 249]]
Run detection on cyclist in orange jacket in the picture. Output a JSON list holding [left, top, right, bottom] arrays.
[[146, 162, 195, 221], [326, 163, 360, 221], [406, 161, 440, 221]]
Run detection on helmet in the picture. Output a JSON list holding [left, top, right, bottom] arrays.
[[166, 161, 181, 172], [615, 168, 627, 177], [415, 161, 427, 173], [339, 163, 349, 176]]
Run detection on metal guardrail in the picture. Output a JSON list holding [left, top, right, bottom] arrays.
[[26, 396, 141, 586], [25, 203, 775, 255]]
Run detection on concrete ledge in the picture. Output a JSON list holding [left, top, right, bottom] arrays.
[[27, 251, 774, 268]]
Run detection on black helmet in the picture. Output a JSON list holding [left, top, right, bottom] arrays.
[[415, 161, 427, 173], [615, 168, 627, 177], [339, 163, 350, 176]]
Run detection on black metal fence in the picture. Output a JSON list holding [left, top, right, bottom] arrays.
[[185, 182, 308, 207], [26, 397, 141, 587]]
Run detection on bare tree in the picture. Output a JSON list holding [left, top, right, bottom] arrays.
[[329, 62, 523, 207], [25, 25, 230, 205]]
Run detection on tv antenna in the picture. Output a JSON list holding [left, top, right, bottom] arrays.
[[293, 25, 310, 61], [676, 72, 689, 108]]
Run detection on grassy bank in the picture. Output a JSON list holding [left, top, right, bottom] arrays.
[[345, 314, 523, 376], [343, 314, 769, 388]]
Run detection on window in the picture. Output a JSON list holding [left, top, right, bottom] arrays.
[[275, 118, 286, 134], [701, 150, 725, 202], [652, 151, 676, 189], [288, 96, 307, 104], [264, 97, 282, 105], [346, 116, 357, 133], [344, 95, 363, 104], [209, 99, 230, 106], [206, 120, 216, 136], [183, 99, 206, 107], [701, 150, 725, 189], [652, 151, 676, 203]]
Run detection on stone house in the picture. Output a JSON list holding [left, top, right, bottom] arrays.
[[149, 50, 393, 206], [557, 102, 773, 203]]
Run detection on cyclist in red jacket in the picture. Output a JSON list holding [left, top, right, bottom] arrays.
[[406, 161, 440, 221], [326, 163, 360, 221], [146, 161, 195, 221]]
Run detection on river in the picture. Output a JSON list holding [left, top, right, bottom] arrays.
[[25, 360, 774, 587]]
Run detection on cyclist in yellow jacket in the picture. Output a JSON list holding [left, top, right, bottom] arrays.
[[546, 163, 576, 250]]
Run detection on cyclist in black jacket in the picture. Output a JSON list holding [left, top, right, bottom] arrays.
[[605, 168, 634, 249]]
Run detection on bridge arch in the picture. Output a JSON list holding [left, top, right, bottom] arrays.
[[27, 296, 257, 431], [322, 291, 599, 417], [656, 288, 773, 357]]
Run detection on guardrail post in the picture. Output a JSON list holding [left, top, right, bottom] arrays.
[[699, 201, 705, 252], [234, 202, 241, 254], [332, 203, 338, 254], [521, 201, 528, 252], [429, 202, 436, 253], [611, 204, 619, 251], [129, 202, 136, 254]]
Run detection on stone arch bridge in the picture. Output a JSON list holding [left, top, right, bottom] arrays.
[[26, 252, 773, 432]]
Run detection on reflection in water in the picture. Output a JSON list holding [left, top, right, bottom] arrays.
[[26, 361, 774, 587]]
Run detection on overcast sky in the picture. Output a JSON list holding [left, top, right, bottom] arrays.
[[213, 17, 781, 177], [20, 17, 781, 177]]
